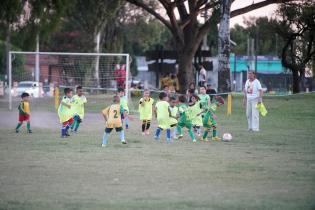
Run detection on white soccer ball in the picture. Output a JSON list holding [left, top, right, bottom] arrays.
[[222, 133, 232, 142]]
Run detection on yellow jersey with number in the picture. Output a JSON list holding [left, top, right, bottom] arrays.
[[102, 104, 123, 128]]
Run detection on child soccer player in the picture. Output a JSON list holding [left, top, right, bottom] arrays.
[[70, 86, 87, 133], [15, 92, 32, 133], [175, 95, 196, 142], [117, 88, 129, 129], [168, 96, 179, 139], [139, 89, 154, 135], [101, 95, 126, 147], [58, 88, 74, 138], [199, 86, 211, 110], [189, 94, 203, 137], [201, 96, 225, 141], [154, 92, 174, 143]]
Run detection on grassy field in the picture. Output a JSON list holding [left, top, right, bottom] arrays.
[[0, 93, 314, 210]]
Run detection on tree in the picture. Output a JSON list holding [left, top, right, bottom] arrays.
[[274, 1, 315, 93], [0, 0, 23, 80], [126, 0, 296, 93]]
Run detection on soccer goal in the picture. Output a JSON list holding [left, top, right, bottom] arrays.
[[8, 51, 130, 111]]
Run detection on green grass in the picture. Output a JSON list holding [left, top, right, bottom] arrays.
[[0, 94, 315, 210]]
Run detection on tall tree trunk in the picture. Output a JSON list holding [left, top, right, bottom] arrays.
[[292, 69, 300, 93], [177, 50, 195, 93], [218, 0, 232, 93]]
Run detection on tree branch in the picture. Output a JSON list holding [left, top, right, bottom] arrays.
[[125, 0, 172, 31], [230, 0, 297, 18]]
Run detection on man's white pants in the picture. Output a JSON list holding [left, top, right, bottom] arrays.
[[246, 98, 259, 131]]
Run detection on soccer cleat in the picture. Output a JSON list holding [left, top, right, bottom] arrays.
[[145, 130, 150, 135], [177, 135, 184, 139], [61, 135, 68, 138], [192, 139, 197, 143], [15, 129, 19, 133], [28, 130, 32, 133], [121, 140, 127, 144], [212, 136, 221, 141], [166, 138, 171, 143], [154, 136, 160, 140], [173, 136, 178, 140], [101, 144, 107, 147], [142, 132, 145, 136], [201, 137, 209, 142]]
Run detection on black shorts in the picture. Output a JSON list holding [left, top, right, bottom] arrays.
[[105, 127, 123, 133], [170, 123, 177, 128]]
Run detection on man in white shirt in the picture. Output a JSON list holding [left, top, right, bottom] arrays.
[[198, 64, 207, 87], [243, 71, 263, 132]]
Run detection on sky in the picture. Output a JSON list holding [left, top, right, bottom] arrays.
[[230, 0, 278, 27]]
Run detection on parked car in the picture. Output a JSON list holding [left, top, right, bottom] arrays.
[[16, 81, 44, 98]]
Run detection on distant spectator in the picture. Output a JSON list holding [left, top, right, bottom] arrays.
[[163, 85, 170, 98], [198, 64, 207, 87], [186, 82, 198, 95], [114, 64, 126, 88], [206, 84, 217, 102], [168, 74, 179, 93], [160, 73, 170, 89]]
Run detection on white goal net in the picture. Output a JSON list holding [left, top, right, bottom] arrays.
[[8, 51, 130, 111]]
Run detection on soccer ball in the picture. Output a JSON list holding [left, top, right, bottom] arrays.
[[222, 133, 232, 142]]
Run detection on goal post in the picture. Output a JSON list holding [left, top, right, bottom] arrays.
[[8, 51, 130, 111]]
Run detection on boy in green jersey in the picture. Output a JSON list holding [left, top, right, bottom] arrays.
[[70, 86, 87, 132], [175, 95, 196, 142], [154, 92, 174, 143], [117, 88, 129, 129], [139, 89, 154, 135], [201, 96, 224, 141], [198, 86, 211, 110]]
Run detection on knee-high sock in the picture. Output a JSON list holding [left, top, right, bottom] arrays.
[[102, 132, 109, 144], [212, 128, 217, 137], [74, 121, 80, 131], [188, 128, 195, 140], [26, 122, 31, 130], [16, 122, 22, 130], [173, 127, 177, 137], [166, 129, 171, 138], [119, 130, 125, 141], [142, 121, 146, 132], [155, 127, 162, 138], [61, 125, 67, 136], [124, 117, 129, 127], [203, 130, 208, 139], [177, 126, 183, 136], [145, 120, 151, 130], [70, 120, 76, 129]]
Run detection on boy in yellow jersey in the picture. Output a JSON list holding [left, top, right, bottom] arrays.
[[58, 88, 74, 138], [168, 96, 179, 139], [189, 94, 203, 137], [139, 89, 154, 135], [70, 86, 87, 133], [15, 92, 32, 133], [154, 92, 175, 143], [117, 88, 129, 129], [101, 95, 127, 147]]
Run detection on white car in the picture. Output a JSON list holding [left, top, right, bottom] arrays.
[[16, 81, 44, 98]]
